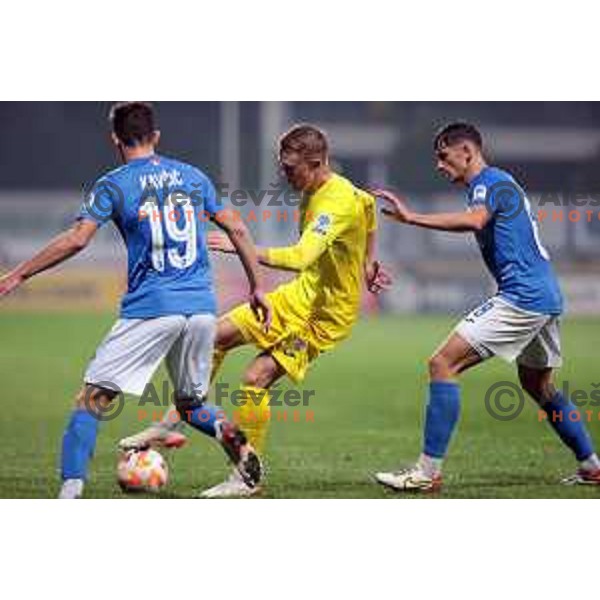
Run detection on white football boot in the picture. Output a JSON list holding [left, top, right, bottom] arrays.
[[375, 464, 443, 493], [200, 470, 261, 498], [58, 478, 84, 499], [118, 417, 187, 452], [560, 467, 600, 486], [213, 421, 263, 490]]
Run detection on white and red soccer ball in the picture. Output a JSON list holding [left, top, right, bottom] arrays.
[[117, 449, 168, 493]]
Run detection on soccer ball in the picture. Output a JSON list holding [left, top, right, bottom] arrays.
[[117, 449, 169, 493]]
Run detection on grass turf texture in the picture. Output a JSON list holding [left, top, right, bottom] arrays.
[[0, 312, 599, 499]]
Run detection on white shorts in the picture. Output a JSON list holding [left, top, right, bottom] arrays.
[[84, 314, 216, 398], [454, 296, 562, 369]]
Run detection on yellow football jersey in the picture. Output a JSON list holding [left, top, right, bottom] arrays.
[[265, 173, 376, 345]]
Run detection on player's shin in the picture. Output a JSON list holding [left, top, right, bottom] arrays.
[[236, 386, 271, 454], [147, 349, 229, 438], [176, 398, 224, 437], [178, 396, 263, 488], [422, 381, 461, 475], [60, 409, 100, 491], [538, 391, 597, 465]]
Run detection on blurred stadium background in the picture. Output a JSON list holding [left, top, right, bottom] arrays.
[[0, 101, 599, 317]]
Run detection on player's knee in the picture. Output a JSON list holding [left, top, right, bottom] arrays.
[[75, 388, 88, 409], [242, 369, 266, 389], [518, 366, 554, 403], [75, 385, 116, 413], [428, 354, 453, 380], [243, 365, 272, 390]]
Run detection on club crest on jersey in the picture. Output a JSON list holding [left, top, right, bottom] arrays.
[[313, 213, 332, 236], [473, 184, 487, 203], [282, 337, 308, 358]]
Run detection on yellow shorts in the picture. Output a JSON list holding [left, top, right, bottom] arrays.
[[226, 290, 332, 383]]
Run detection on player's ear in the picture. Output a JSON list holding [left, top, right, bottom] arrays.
[[152, 130, 161, 147], [463, 142, 474, 163], [110, 132, 120, 147]]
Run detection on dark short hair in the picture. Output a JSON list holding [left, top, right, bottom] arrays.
[[279, 123, 329, 162], [434, 122, 483, 152], [109, 101, 156, 147]]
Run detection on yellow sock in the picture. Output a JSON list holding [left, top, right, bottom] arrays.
[[236, 386, 271, 454]]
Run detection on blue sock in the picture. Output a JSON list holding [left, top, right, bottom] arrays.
[[61, 409, 100, 481], [183, 402, 226, 438], [424, 381, 461, 459], [540, 392, 595, 461]]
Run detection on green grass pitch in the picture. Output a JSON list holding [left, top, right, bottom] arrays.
[[1, 311, 599, 498]]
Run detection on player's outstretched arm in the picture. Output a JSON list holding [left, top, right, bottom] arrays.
[[0, 219, 97, 298], [207, 224, 326, 273], [253, 206, 354, 273], [212, 210, 271, 328], [373, 189, 490, 233]]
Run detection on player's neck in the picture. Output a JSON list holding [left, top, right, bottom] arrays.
[[121, 144, 156, 163], [308, 167, 333, 195], [464, 158, 488, 185]]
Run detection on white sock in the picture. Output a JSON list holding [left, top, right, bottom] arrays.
[[580, 453, 600, 471], [418, 454, 443, 477], [58, 478, 84, 499]]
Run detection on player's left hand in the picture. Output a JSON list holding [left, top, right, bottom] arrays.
[[372, 189, 414, 224], [249, 289, 272, 331], [0, 272, 24, 298], [365, 260, 392, 294]]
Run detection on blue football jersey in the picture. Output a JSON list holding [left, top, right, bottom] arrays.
[[467, 167, 563, 315], [78, 154, 220, 319]]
